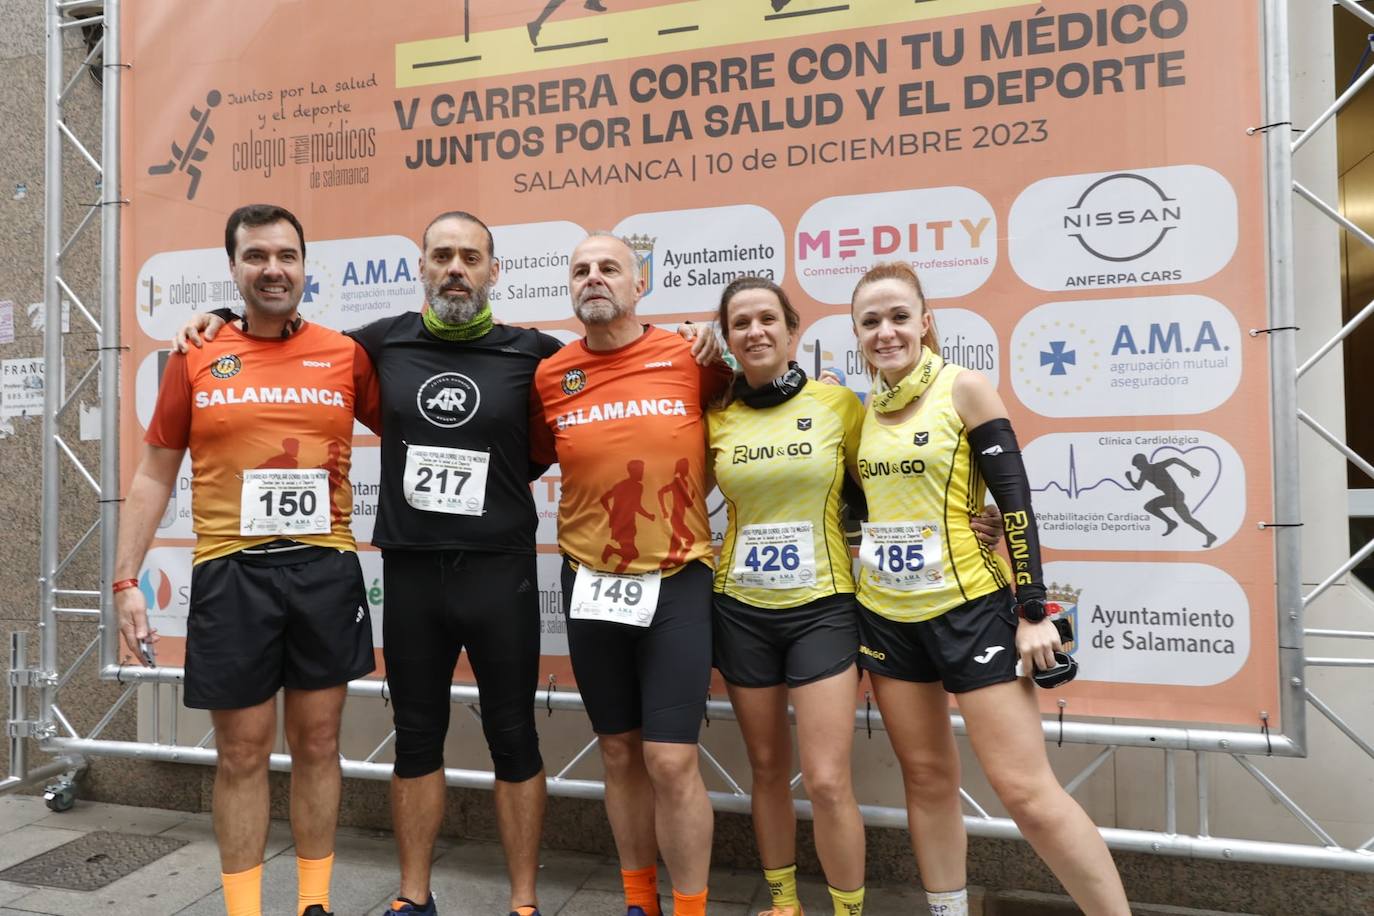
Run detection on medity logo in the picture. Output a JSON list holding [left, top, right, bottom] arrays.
[[795, 187, 998, 303], [417, 371, 481, 428]]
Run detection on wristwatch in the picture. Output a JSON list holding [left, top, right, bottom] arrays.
[[1016, 597, 1048, 623]]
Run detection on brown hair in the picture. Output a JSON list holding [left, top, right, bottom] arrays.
[[716, 276, 800, 336], [850, 262, 940, 373], [709, 276, 800, 410]]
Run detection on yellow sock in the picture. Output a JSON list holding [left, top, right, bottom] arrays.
[[673, 886, 708, 916], [622, 864, 661, 916], [829, 884, 864, 916], [222, 863, 263, 916], [763, 863, 800, 909], [297, 852, 333, 914]]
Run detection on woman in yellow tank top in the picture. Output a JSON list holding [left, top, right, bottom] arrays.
[[850, 263, 1129, 916], [707, 277, 868, 916]]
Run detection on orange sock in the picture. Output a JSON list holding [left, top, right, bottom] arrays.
[[621, 864, 661, 916], [222, 863, 263, 916], [297, 853, 333, 914], [673, 887, 708, 916]]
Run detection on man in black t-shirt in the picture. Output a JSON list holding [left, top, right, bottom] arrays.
[[350, 212, 559, 916], [183, 212, 557, 916]]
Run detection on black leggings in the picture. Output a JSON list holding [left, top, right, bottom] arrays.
[[382, 549, 542, 781], [561, 558, 713, 743]]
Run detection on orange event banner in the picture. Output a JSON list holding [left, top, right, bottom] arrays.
[[121, 0, 1276, 726]]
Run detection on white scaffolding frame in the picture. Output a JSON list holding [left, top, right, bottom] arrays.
[[9, 0, 1374, 874]]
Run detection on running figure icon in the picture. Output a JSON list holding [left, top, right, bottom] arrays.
[[527, 0, 607, 46], [657, 456, 699, 567], [599, 459, 655, 572], [1125, 452, 1218, 548]]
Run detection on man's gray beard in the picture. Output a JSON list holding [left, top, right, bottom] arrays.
[[425, 279, 489, 324], [574, 293, 622, 325]]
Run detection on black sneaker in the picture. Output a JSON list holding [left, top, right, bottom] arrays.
[[388, 896, 437, 915], [301, 907, 334, 916]]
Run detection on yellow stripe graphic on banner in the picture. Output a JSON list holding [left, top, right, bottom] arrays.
[[396, 0, 1035, 88]]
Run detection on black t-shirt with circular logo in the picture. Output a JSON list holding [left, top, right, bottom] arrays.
[[350, 312, 563, 553]]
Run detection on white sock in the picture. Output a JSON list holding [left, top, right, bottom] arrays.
[[926, 887, 969, 916]]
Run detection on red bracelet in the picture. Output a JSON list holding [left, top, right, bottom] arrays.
[[111, 578, 139, 594]]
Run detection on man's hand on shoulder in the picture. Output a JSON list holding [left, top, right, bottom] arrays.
[[173, 312, 228, 353], [676, 320, 723, 366]]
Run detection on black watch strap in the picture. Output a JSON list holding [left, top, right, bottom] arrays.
[[1017, 597, 1048, 623]]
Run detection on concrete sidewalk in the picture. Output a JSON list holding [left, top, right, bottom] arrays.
[[0, 794, 940, 916]]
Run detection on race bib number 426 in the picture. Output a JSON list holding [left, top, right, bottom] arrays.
[[240, 469, 330, 536], [859, 521, 945, 591], [731, 522, 817, 589]]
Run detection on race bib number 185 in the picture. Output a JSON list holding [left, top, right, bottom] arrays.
[[859, 521, 945, 591]]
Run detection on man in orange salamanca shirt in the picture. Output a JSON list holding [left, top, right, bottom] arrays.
[[113, 205, 381, 916], [530, 233, 731, 916]]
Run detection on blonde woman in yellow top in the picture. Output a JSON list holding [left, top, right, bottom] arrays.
[[849, 263, 1129, 916]]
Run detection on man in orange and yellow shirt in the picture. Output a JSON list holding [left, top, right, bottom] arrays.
[[530, 234, 731, 916], [113, 205, 379, 916]]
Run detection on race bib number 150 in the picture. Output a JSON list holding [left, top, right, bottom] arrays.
[[240, 469, 331, 536]]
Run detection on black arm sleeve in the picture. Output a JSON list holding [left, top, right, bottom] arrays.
[[967, 418, 1045, 604]]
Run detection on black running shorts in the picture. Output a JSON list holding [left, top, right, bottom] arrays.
[[561, 559, 713, 744], [184, 545, 375, 710], [382, 549, 543, 782], [712, 592, 858, 689], [856, 586, 1018, 693]]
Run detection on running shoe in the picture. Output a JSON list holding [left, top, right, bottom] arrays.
[[757, 907, 804, 916], [388, 896, 437, 915], [508, 907, 541, 916], [301, 908, 333, 916]]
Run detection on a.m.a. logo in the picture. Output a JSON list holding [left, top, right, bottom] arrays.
[[342, 257, 414, 286], [1046, 581, 1082, 654], [210, 354, 242, 379], [625, 233, 656, 295]]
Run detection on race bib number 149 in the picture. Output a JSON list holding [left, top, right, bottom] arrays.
[[569, 566, 662, 627]]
